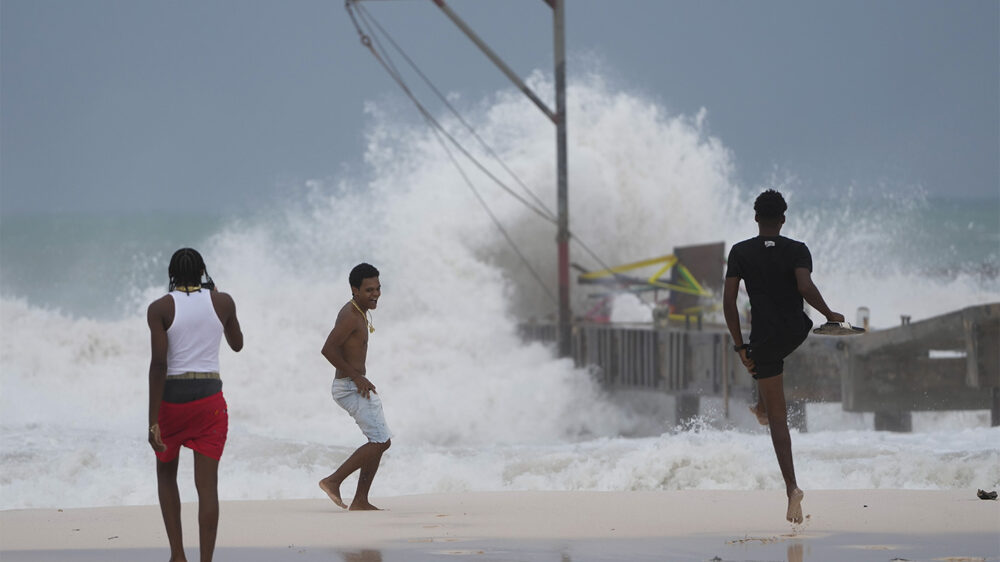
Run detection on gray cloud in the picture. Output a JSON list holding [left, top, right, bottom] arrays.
[[2, 0, 997, 216]]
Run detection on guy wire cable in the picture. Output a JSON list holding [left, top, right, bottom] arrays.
[[347, 0, 626, 285], [427, 117, 558, 307], [354, 0, 556, 223], [348, 0, 557, 306], [347, 1, 557, 225]]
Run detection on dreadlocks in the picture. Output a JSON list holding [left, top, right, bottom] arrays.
[[168, 248, 206, 293]]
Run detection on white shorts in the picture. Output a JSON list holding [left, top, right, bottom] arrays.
[[331, 378, 392, 443]]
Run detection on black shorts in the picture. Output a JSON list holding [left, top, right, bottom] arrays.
[[748, 333, 807, 380], [748, 312, 812, 380], [746, 346, 785, 379]]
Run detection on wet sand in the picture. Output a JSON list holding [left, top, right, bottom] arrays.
[[2, 490, 997, 561]]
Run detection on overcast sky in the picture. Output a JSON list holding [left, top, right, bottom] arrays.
[[1, 0, 997, 216]]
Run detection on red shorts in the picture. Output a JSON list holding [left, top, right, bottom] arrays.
[[155, 392, 228, 463]]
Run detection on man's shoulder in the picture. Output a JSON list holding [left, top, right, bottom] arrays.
[[730, 237, 758, 253], [336, 301, 361, 324], [778, 235, 806, 246], [210, 290, 235, 305], [209, 291, 237, 316], [780, 236, 810, 253], [148, 293, 171, 311], [147, 294, 173, 325]]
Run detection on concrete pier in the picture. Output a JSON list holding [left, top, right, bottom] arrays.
[[519, 302, 1000, 431], [841, 303, 999, 427]]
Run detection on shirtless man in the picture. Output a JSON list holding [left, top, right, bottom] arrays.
[[723, 190, 844, 525], [319, 263, 392, 511]]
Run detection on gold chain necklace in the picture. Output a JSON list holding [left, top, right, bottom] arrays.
[[176, 285, 201, 293], [350, 299, 374, 333]]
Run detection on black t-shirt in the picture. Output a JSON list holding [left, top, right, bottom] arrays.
[[726, 235, 813, 347]]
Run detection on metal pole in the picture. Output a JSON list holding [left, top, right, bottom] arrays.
[[427, 0, 570, 356], [554, 0, 571, 357], [431, 0, 557, 123]]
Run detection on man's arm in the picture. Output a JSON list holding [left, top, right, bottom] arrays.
[[723, 277, 744, 347], [723, 276, 754, 374], [212, 291, 243, 352], [794, 268, 844, 323], [147, 299, 169, 452], [321, 307, 376, 397]]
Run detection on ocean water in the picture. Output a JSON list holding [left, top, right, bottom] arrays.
[[1, 74, 998, 510]]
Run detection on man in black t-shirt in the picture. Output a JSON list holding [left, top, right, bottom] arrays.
[[723, 189, 844, 525]]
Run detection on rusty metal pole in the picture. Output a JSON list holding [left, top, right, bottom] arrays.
[[554, 0, 571, 357]]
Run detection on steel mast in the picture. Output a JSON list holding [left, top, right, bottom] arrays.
[[431, 0, 571, 356]]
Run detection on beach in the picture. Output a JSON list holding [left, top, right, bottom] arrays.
[[3, 489, 997, 561]]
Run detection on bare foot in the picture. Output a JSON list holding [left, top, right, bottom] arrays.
[[786, 488, 804, 524], [349, 501, 382, 511], [749, 403, 768, 425], [319, 479, 347, 509]]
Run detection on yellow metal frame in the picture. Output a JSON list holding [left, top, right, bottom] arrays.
[[578, 254, 709, 297]]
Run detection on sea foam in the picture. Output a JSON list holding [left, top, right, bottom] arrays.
[[2, 74, 997, 509]]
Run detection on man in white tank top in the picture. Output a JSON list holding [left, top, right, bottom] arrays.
[[147, 248, 243, 562]]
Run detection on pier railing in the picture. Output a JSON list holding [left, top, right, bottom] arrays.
[[519, 318, 753, 425]]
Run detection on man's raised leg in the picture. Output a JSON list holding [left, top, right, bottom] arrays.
[[156, 457, 187, 562], [757, 374, 804, 524], [193, 452, 220, 562]]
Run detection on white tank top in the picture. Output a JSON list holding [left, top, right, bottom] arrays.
[[166, 289, 224, 376]]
